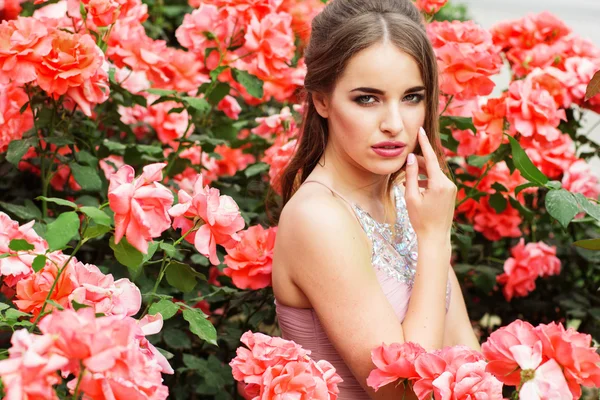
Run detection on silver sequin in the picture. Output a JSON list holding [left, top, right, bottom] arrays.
[[352, 185, 451, 300]]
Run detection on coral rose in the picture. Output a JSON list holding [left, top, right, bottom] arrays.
[[427, 21, 502, 98], [481, 319, 540, 385], [366, 342, 426, 391], [0, 329, 69, 400], [521, 133, 577, 180], [224, 225, 277, 290], [535, 322, 600, 398], [506, 76, 566, 142], [262, 138, 298, 194], [109, 163, 174, 254], [431, 360, 503, 400], [0, 17, 53, 84], [36, 29, 105, 97], [415, 0, 447, 14], [561, 159, 600, 200], [0, 81, 34, 153], [213, 144, 256, 177]]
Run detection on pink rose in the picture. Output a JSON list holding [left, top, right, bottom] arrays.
[[224, 225, 277, 290], [169, 174, 245, 265], [472, 95, 508, 155], [431, 360, 503, 400], [213, 144, 256, 177], [535, 322, 600, 398], [0, 330, 69, 400], [367, 342, 426, 391], [522, 133, 577, 180], [252, 106, 297, 140], [481, 320, 540, 385], [108, 163, 174, 254], [561, 159, 600, 200], [69, 261, 142, 317], [0, 212, 47, 287]]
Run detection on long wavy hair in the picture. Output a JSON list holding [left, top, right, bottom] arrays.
[[279, 0, 448, 208]]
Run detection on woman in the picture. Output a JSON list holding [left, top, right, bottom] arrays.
[[271, 0, 480, 398]]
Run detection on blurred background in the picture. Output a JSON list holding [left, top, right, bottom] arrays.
[[460, 0, 600, 170]]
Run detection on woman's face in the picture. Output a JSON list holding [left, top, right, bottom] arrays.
[[314, 41, 426, 176]]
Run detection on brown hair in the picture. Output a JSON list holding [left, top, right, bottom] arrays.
[[279, 0, 448, 207]]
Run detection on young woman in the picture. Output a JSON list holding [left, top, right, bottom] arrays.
[[271, 0, 480, 398]]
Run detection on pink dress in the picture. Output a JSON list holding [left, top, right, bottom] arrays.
[[275, 180, 452, 399]]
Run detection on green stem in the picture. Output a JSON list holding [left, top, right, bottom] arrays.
[[72, 362, 85, 400], [140, 252, 169, 317], [440, 95, 454, 116], [456, 161, 497, 208], [29, 239, 86, 332]]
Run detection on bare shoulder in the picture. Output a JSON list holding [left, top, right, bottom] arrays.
[[275, 184, 371, 275]]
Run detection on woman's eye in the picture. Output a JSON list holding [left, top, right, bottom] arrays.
[[404, 93, 425, 104], [354, 95, 377, 105]]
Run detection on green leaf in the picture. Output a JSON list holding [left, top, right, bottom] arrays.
[[77, 151, 98, 167], [148, 299, 180, 320], [79, 207, 112, 226], [83, 224, 111, 240], [45, 212, 80, 251], [0, 303, 10, 312], [467, 154, 492, 168], [35, 197, 78, 209], [163, 328, 192, 350], [231, 69, 264, 99], [442, 116, 476, 133], [9, 239, 34, 251], [489, 193, 507, 214], [545, 189, 579, 228], [4, 308, 30, 321], [44, 137, 74, 146], [110, 237, 144, 274], [207, 82, 231, 105], [32, 255, 46, 272], [159, 242, 177, 258], [166, 261, 205, 293], [573, 239, 600, 251], [244, 162, 269, 178], [506, 135, 549, 185], [182, 353, 205, 370], [573, 193, 600, 222], [70, 163, 103, 192], [515, 182, 539, 197], [145, 88, 178, 96], [182, 308, 217, 345], [6, 138, 36, 166], [509, 196, 534, 221], [491, 182, 509, 193], [46, 299, 65, 311], [183, 96, 211, 114], [0, 200, 42, 220], [71, 300, 91, 311], [545, 180, 562, 190]]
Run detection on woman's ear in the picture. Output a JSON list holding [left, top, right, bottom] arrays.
[[312, 92, 330, 119]]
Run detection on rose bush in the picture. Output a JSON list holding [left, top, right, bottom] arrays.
[[0, 0, 599, 398]]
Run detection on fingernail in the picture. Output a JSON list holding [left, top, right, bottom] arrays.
[[407, 153, 415, 165], [419, 127, 426, 136]]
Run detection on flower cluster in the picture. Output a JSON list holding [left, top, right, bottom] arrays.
[[367, 342, 503, 399], [230, 331, 343, 399], [482, 320, 600, 399], [0, 308, 172, 399]]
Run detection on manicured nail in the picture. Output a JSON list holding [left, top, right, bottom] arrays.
[[419, 127, 426, 136], [407, 153, 415, 165]]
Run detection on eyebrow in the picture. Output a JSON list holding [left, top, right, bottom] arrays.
[[350, 86, 426, 94]]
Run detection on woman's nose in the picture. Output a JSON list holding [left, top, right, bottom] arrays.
[[379, 105, 404, 136]]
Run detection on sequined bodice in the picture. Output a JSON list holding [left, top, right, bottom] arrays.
[[351, 184, 452, 301]]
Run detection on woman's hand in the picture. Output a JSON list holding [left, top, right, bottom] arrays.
[[404, 127, 457, 241]]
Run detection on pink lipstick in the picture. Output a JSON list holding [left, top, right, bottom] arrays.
[[371, 141, 407, 158]]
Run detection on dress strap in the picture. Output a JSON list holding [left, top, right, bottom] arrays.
[[301, 180, 356, 208]]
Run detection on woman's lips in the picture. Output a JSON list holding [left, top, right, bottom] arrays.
[[371, 146, 406, 157]]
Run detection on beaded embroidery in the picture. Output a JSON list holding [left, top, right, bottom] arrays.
[[352, 185, 451, 300]]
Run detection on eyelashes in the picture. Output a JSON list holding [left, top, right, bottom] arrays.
[[353, 93, 425, 106]]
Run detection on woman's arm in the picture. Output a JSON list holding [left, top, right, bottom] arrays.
[[443, 267, 481, 351], [278, 194, 431, 399]]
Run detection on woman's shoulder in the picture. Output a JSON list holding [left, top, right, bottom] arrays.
[[276, 183, 369, 253]]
